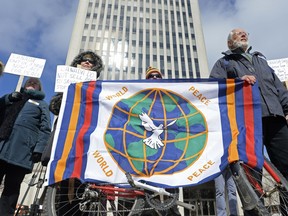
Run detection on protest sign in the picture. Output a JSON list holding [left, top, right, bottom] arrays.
[[55, 65, 98, 92], [4, 53, 46, 78], [268, 58, 288, 82]]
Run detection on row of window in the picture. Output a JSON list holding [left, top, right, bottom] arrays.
[[88, 12, 193, 24], [90, 0, 192, 11], [99, 49, 199, 79], [84, 0, 199, 79]]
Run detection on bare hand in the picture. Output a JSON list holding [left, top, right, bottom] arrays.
[[241, 75, 256, 85]]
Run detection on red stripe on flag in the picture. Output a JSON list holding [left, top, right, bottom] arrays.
[[243, 83, 257, 167], [71, 81, 96, 178]]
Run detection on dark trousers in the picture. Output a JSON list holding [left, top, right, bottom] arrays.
[[263, 116, 288, 179], [0, 160, 27, 216], [244, 116, 288, 216]]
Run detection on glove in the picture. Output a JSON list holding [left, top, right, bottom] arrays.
[[49, 93, 63, 115], [32, 152, 42, 163], [8, 92, 23, 102]]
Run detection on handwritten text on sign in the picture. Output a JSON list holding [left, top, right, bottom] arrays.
[[55, 65, 97, 92], [4, 53, 46, 78], [268, 58, 288, 82]]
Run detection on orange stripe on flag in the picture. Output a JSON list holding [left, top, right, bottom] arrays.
[[226, 80, 239, 163], [54, 83, 83, 182]]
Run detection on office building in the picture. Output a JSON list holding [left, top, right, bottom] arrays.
[[66, 0, 209, 80]]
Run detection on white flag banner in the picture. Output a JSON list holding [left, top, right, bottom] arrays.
[[46, 79, 264, 188]]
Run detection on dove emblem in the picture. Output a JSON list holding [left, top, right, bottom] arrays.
[[139, 112, 177, 149]]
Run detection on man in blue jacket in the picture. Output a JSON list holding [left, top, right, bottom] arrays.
[[210, 28, 288, 215]]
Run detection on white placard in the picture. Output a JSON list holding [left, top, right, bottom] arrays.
[[55, 65, 98, 92], [4, 53, 46, 78], [268, 58, 288, 82]]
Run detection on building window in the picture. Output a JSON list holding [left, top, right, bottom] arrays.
[[82, 36, 87, 42]]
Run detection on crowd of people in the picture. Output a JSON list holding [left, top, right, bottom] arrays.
[[0, 27, 288, 216]]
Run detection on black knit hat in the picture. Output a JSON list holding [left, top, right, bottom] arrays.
[[24, 77, 42, 91], [70, 51, 104, 78]]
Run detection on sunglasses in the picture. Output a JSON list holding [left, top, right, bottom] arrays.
[[147, 73, 162, 79], [81, 58, 95, 65]]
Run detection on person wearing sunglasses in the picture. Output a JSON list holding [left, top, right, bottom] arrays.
[[41, 51, 104, 215], [40, 50, 104, 215], [71, 50, 104, 77], [42, 50, 104, 166], [145, 66, 163, 80], [143, 66, 181, 216]]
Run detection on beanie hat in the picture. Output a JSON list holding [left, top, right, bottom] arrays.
[[0, 61, 4, 76], [70, 51, 104, 78], [24, 77, 42, 91], [145, 66, 163, 79]]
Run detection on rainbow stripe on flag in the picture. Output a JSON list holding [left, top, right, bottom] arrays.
[[46, 79, 263, 187]]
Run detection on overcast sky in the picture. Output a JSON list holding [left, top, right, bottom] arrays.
[[1, 0, 288, 103], [199, 0, 288, 69]]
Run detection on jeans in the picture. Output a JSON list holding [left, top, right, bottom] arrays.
[[215, 168, 238, 216]]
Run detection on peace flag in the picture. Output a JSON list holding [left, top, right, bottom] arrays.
[[45, 79, 263, 188]]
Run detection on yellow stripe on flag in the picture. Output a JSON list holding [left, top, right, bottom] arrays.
[[54, 83, 83, 182], [226, 80, 239, 163]]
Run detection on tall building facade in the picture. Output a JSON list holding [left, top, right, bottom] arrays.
[[66, 0, 209, 80]]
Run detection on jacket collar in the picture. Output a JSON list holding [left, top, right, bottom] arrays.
[[221, 46, 265, 58], [20, 88, 45, 100]]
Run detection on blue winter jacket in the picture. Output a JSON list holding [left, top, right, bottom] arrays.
[[0, 89, 51, 171], [210, 47, 288, 118]]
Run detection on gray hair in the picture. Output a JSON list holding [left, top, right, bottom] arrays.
[[227, 31, 234, 41]]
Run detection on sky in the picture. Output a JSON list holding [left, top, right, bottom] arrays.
[[1, 0, 288, 104], [0, 0, 78, 103]]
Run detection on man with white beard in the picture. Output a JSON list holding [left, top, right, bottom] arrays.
[[210, 28, 288, 216]]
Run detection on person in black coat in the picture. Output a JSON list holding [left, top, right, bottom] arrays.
[[0, 77, 51, 216]]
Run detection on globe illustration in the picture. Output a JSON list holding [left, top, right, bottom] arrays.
[[104, 88, 207, 177]]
